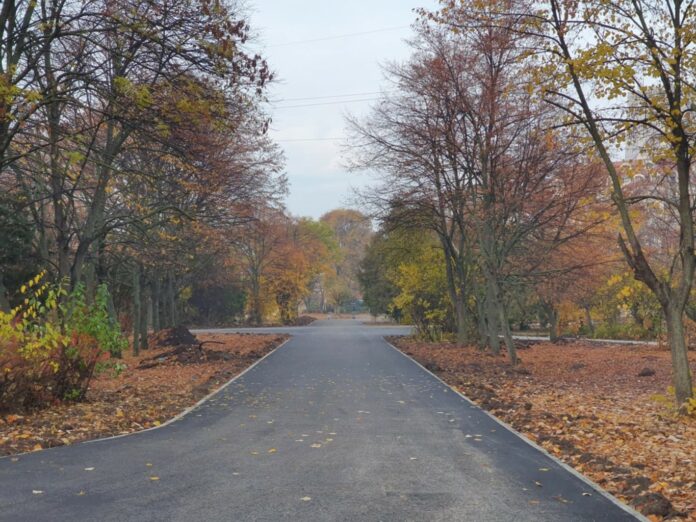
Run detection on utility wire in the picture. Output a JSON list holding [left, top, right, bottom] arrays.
[[274, 97, 381, 109], [276, 137, 344, 143], [273, 90, 391, 103], [268, 26, 409, 48]]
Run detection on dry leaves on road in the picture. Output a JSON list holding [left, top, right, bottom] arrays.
[[391, 337, 696, 522], [0, 332, 287, 456]]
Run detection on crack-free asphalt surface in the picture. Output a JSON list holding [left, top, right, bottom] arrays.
[[0, 319, 641, 521]]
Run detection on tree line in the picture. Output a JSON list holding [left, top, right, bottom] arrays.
[[1, 0, 285, 316], [351, 0, 695, 411]]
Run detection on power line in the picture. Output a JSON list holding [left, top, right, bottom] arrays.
[[274, 97, 381, 109], [276, 137, 344, 143], [268, 26, 409, 48], [273, 90, 391, 103]]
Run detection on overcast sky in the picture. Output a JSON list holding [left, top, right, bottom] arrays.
[[248, 0, 438, 219]]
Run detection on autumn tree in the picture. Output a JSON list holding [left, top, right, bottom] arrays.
[[451, 0, 696, 407], [233, 212, 339, 325], [0, 0, 287, 363], [0, 0, 68, 169], [349, 15, 605, 364], [358, 232, 402, 319], [319, 209, 372, 310]]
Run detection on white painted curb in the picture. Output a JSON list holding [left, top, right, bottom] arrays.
[[1, 336, 292, 458], [384, 339, 649, 522]]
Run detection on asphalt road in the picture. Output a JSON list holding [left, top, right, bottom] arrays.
[[0, 319, 642, 521]]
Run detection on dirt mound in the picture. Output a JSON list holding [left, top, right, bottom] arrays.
[[139, 326, 220, 368], [293, 315, 316, 326], [149, 326, 198, 349]]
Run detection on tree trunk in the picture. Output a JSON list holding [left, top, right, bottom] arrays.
[[146, 280, 153, 334], [251, 277, 262, 325], [168, 274, 177, 327], [498, 301, 517, 365], [139, 269, 148, 351], [440, 238, 469, 345], [455, 298, 468, 345], [583, 305, 595, 335], [0, 273, 9, 312], [152, 278, 161, 332], [664, 305, 694, 409], [162, 275, 171, 328], [83, 255, 96, 304], [476, 297, 489, 350], [548, 305, 560, 343], [485, 283, 501, 355], [106, 287, 117, 323], [132, 267, 140, 356]]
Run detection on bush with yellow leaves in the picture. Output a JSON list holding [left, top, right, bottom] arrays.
[[0, 272, 125, 411]]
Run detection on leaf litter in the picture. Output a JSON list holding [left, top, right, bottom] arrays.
[[0, 333, 287, 456], [392, 337, 696, 521]]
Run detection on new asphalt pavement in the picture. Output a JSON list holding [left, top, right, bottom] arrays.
[[0, 319, 643, 521]]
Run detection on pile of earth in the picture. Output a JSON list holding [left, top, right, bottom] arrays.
[[138, 326, 227, 368], [148, 325, 198, 348], [293, 315, 316, 326]]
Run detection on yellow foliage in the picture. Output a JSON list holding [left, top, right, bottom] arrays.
[[0, 272, 68, 364]]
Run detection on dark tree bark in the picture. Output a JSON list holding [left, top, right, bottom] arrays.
[[152, 277, 161, 332], [132, 267, 141, 356], [139, 268, 149, 351]]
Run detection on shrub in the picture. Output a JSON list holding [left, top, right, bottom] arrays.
[[0, 273, 126, 411], [62, 283, 127, 358]]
